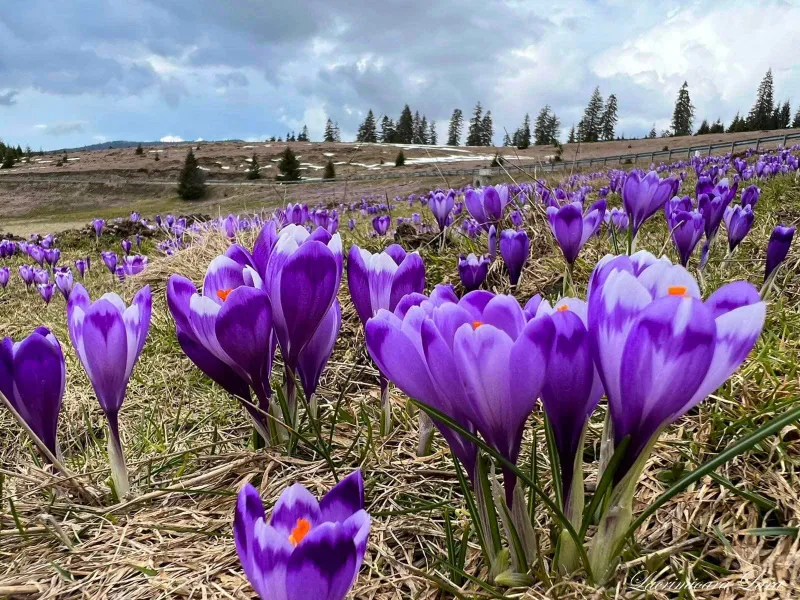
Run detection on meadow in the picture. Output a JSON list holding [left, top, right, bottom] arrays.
[[0, 147, 799, 600]]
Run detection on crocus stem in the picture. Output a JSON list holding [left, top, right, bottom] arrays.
[[416, 410, 435, 457], [308, 393, 317, 420], [284, 364, 297, 426], [106, 412, 130, 498], [626, 226, 634, 256], [556, 425, 588, 574], [760, 273, 777, 299], [720, 248, 733, 271], [379, 374, 391, 435]]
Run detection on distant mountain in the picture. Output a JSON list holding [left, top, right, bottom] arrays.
[[55, 139, 245, 152]]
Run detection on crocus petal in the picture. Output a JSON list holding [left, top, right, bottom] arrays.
[[202, 256, 247, 304], [270, 483, 322, 538], [286, 523, 358, 600], [251, 521, 292, 600], [297, 300, 341, 400], [388, 252, 425, 311], [319, 469, 364, 524], [215, 287, 273, 388], [80, 299, 129, 414], [346, 246, 372, 325], [234, 483, 268, 588]]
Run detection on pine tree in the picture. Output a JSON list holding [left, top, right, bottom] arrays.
[[380, 116, 396, 143], [648, 125, 657, 139], [428, 120, 437, 145], [709, 119, 725, 134], [727, 112, 743, 133], [1, 153, 15, 169], [671, 81, 694, 137], [534, 106, 554, 146], [177, 149, 206, 200], [323, 159, 335, 179], [396, 105, 414, 143], [411, 111, 423, 143], [333, 122, 341, 142], [600, 94, 618, 141], [577, 87, 604, 142], [503, 132, 512, 147], [395, 150, 405, 166], [356, 110, 378, 142], [793, 107, 800, 128], [778, 100, 792, 129], [747, 69, 775, 131], [481, 111, 494, 146], [324, 119, 336, 143], [567, 125, 576, 144], [420, 116, 429, 144], [515, 113, 532, 149], [246, 153, 260, 180], [298, 125, 310, 141], [696, 119, 710, 135], [276, 147, 301, 181], [135, 143, 144, 156], [447, 109, 463, 146], [466, 102, 484, 146]]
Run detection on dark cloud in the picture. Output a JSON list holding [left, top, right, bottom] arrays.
[[214, 72, 249, 88], [0, 90, 18, 105]]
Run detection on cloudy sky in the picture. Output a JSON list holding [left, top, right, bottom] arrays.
[[1, 0, 798, 150]]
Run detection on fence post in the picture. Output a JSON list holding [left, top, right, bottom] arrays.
[[782, 134, 788, 148], [650, 152, 654, 163], [707, 145, 712, 156], [687, 148, 691, 160], [668, 149, 673, 161], [755, 137, 761, 152], [604, 156, 608, 166]]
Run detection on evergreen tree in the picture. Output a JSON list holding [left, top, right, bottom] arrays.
[[709, 119, 725, 134], [567, 125, 576, 144], [503, 132, 512, 147], [356, 109, 378, 142], [648, 125, 657, 139], [428, 120, 437, 145], [747, 69, 775, 130], [323, 159, 335, 179], [727, 112, 744, 133], [600, 94, 618, 141], [395, 150, 405, 166], [396, 105, 414, 144], [324, 119, 336, 142], [480, 110, 493, 146], [380, 116, 396, 143], [1, 153, 15, 169], [515, 113, 532, 149], [577, 87, 604, 142], [270, 136, 277, 142], [420, 115, 429, 144], [333, 122, 341, 142], [276, 147, 301, 181], [177, 149, 206, 200], [671, 81, 694, 136], [793, 107, 800, 128], [247, 153, 260, 180], [466, 102, 484, 146], [447, 109, 463, 146], [297, 125, 310, 141], [135, 143, 144, 156], [696, 119, 710, 135], [534, 106, 554, 145], [777, 100, 792, 129]]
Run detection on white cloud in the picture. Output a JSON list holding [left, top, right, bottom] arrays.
[[160, 135, 184, 142], [33, 121, 85, 136]]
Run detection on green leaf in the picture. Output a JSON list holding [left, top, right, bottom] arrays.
[[742, 527, 799, 538]]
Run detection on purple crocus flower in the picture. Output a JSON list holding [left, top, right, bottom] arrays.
[[297, 300, 341, 411], [44, 248, 60, 267], [37, 283, 54, 304], [622, 170, 678, 240], [605, 207, 629, 232], [33, 268, 49, 285], [488, 225, 497, 261], [372, 215, 390, 236], [93, 218, 105, 238], [465, 185, 510, 228], [0, 327, 65, 459], [135, 234, 143, 250], [224, 214, 239, 239], [509, 210, 524, 228], [664, 196, 693, 220], [0, 266, 9, 289], [54, 269, 74, 300], [67, 284, 152, 495], [366, 291, 554, 501], [499, 229, 530, 286], [546, 201, 605, 264], [29, 245, 45, 266], [698, 193, 731, 242], [122, 255, 148, 276], [764, 225, 795, 282], [101, 251, 118, 275], [740, 185, 760, 209], [233, 470, 371, 600], [348, 218, 356, 231], [130, 211, 140, 222], [669, 210, 705, 266], [429, 190, 455, 231], [723, 205, 755, 252], [40, 234, 54, 249], [74, 259, 88, 279], [19, 265, 35, 288], [121, 239, 132, 255], [457, 254, 490, 292]]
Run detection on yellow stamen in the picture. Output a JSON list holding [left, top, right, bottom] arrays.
[[217, 288, 233, 302], [556, 304, 569, 312], [288, 518, 311, 547], [472, 320, 483, 329], [667, 285, 688, 297]]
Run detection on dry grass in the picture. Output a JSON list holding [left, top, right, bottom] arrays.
[[1, 163, 800, 599]]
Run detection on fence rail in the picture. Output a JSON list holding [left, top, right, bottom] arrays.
[[1, 131, 798, 188]]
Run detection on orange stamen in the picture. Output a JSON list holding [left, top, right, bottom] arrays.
[[667, 285, 688, 297], [556, 304, 569, 312], [288, 518, 311, 546], [472, 320, 483, 329], [217, 288, 233, 302]]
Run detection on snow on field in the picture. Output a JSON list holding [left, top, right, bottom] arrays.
[[300, 163, 324, 170], [263, 144, 272, 148], [221, 166, 231, 170], [242, 145, 255, 149], [352, 162, 382, 170], [245, 158, 253, 162], [405, 154, 494, 165], [199, 166, 210, 171], [333, 161, 347, 165], [36, 160, 54, 164], [67, 158, 81, 161], [323, 152, 335, 157], [271, 159, 281, 162], [148, 150, 163, 153]]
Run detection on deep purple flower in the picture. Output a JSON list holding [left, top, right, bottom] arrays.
[[588, 256, 765, 481], [234, 470, 370, 600], [366, 291, 554, 500], [499, 229, 530, 286], [122, 255, 148, 276], [115, 266, 126, 282], [121, 239, 132, 255], [669, 210, 705, 266], [723, 205, 755, 252], [93, 218, 105, 237], [130, 212, 140, 222], [605, 207, 629, 232], [698, 193, 731, 241], [67, 284, 152, 495], [457, 254, 490, 292], [488, 225, 497, 261], [44, 248, 60, 267], [348, 218, 356, 231], [664, 196, 693, 221], [0, 327, 65, 458], [429, 190, 455, 231], [509, 210, 524, 228], [18, 265, 35, 288], [622, 170, 678, 239], [546, 201, 605, 264], [74, 259, 88, 279], [0, 266, 9, 289], [740, 185, 760, 208], [28, 245, 45, 266], [765, 225, 795, 282], [224, 214, 239, 239], [135, 234, 143, 250], [101, 251, 118, 275], [55, 269, 74, 300], [33, 268, 49, 285], [465, 185, 510, 227], [297, 300, 341, 404], [372, 215, 391, 236]]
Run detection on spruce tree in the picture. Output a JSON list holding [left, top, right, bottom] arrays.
[[466, 102, 484, 146], [727, 112, 743, 133], [648, 125, 657, 139], [447, 109, 463, 146], [396, 105, 414, 143], [135, 143, 144, 156], [411, 111, 423, 143], [177, 149, 206, 200], [380, 116, 396, 143], [333, 122, 341, 142], [503, 132, 512, 147], [480, 111, 493, 146], [578, 87, 604, 142], [600, 94, 618, 141], [747, 69, 775, 130], [534, 106, 553, 146], [323, 159, 335, 179], [420, 115, 429, 144], [671, 81, 694, 136], [428, 120, 437, 145], [246, 153, 260, 180], [696, 119, 710, 135], [395, 150, 405, 166], [516, 113, 532, 149], [710, 119, 725, 134], [778, 100, 792, 128], [324, 119, 336, 142], [298, 125, 310, 141], [1, 154, 15, 169], [356, 110, 378, 142], [567, 125, 576, 144], [793, 107, 800, 128], [276, 147, 301, 181]]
